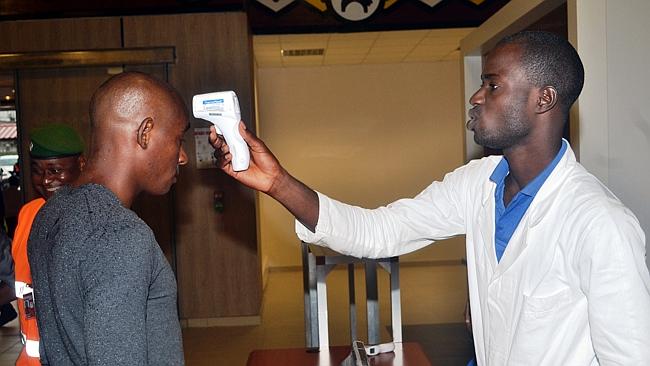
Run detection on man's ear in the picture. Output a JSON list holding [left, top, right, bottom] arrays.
[[137, 117, 154, 149], [536, 86, 558, 114], [77, 156, 87, 172]]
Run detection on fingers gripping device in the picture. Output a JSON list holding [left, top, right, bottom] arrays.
[[192, 91, 250, 171]]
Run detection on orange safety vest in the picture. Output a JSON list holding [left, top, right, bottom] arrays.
[[12, 198, 45, 366]]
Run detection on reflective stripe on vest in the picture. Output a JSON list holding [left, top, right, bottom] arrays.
[[15, 281, 33, 299], [21, 332, 40, 357]]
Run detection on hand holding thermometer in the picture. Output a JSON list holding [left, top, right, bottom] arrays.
[[192, 91, 250, 171]]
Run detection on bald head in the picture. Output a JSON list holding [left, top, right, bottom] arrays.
[[89, 71, 187, 132], [82, 71, 189, 205]]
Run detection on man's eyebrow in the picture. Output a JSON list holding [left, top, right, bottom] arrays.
[[480, 73, 498, 81]]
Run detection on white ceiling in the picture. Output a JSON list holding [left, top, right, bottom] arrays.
[[253, 27, 475, 68]]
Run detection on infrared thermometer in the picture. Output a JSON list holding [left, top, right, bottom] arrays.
[[192, 91, 250, 171]]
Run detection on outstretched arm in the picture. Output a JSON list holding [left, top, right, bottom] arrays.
[[209, 122, 319, 231]]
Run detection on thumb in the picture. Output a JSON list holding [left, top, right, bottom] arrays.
[[239, 120, 260, 147]]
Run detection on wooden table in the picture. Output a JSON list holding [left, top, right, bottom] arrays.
[[247, 342, 432, 366]]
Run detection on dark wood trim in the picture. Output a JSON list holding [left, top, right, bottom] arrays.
[[0, 0, 244, 21], [0, 47, 175, 70]]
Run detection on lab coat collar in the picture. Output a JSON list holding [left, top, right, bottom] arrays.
[[481, 155, 503, 208], [479, 139, 575, 210], [527, 139, 575, 227], [489, 140, 575, 277]]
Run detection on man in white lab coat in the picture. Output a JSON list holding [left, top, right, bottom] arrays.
[[211, 31, 650, 365]]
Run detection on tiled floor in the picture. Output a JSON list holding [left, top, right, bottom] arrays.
[[0, 304, 20, 366], [0, 264, 469, 365]]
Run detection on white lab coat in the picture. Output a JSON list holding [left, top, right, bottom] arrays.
[[296, 143, 650, 365]]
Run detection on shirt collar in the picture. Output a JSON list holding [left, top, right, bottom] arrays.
[[489, 139, 568, 197], [489, 155, 510, 184]]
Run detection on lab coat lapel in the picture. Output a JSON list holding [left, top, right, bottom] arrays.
[[478, 179, 498, 273], [513, 148, 572, 287], [491, 143, 574, 280]]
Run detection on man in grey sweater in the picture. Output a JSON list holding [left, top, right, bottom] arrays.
[[28, 72, 188, 365]]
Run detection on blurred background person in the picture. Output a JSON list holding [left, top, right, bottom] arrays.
[[12, 124, 85, 365]]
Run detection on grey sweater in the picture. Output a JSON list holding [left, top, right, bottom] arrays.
[[28, 184, 183, 365]]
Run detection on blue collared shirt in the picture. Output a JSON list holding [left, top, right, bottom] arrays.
[[490, 140, 567, 262]]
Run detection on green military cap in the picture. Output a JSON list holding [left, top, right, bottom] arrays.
[[29, 124, 84, 159]]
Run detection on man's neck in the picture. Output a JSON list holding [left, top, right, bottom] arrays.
[[74, 165, 138, 208], [501, 139, 563, 205]]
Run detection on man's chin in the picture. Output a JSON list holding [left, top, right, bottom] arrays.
[[473, 135, 507, 151], [146, 183, 174, 196], [473, 134, 491, 149]]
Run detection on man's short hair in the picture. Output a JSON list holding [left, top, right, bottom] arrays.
[[497, 31, 584, 113]]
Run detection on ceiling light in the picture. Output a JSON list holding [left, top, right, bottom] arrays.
[[281, 48, 325, 57]]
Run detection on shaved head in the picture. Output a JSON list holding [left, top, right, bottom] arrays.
[[82, 71, 189, 205], [89, 72, 187, 132]]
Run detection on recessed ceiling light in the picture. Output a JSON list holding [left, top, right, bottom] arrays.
[[281, 48, 325, 57]]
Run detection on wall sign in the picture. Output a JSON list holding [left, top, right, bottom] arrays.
[[0, 0, 509, 35], [255, 0, 487, 22], [194, 127, 216, 169]]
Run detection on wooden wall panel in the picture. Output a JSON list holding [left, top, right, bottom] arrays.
[[122, 12, 261, 319], [16, 67, 108, 200], [1, 17, 121, 199], [0, 13, 260, 320], [2, 17, 122, 202], [2, 18, 179, 266], [0, 17, 121, 52]]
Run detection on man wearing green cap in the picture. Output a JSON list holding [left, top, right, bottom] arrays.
[[12, 123, 85, 366]]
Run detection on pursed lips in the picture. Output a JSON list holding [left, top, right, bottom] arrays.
[[467, 108, 481, 130]]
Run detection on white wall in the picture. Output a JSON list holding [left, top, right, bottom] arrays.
[[462, 55, 483, 161], [256, 61, 467, 268], [571, 0, 650, 269]]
